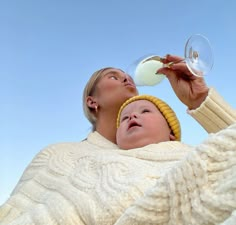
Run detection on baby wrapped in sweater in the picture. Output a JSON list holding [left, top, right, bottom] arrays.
[[115, 94, 236, 225]]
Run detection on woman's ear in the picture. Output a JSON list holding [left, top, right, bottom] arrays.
[[86, 96, 97, 109], [169, 133, 176, 141]]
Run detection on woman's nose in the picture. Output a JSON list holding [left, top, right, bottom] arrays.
[[123, 74, 132, 83], [123, 76, 128, 83]]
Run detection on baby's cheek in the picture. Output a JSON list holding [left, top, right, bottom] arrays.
[[116, 127, 124, 143]]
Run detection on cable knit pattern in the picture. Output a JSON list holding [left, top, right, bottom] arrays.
[[114, 123, 236, 225], [0, 88, 235, 225], [0, 139, 191, 225]]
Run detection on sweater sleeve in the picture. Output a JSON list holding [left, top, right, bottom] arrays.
[[114, 123, 236, 225], [0, 143, 88, 225], [188, 88, 236, 133], [0, 144, 54, 224]]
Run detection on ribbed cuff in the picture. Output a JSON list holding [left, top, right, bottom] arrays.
[[188, 88, 236, 133]]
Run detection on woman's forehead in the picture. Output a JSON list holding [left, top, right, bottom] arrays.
[[101, 68, 125, 76]]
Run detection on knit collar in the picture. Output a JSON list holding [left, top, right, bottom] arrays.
[[87, 131, 120, 150], [86, 131, 191, 161]]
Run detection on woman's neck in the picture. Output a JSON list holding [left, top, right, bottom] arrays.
[[95, 112, 118, 144]]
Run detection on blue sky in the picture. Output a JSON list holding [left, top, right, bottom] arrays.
[[1, 0, 236, 204]]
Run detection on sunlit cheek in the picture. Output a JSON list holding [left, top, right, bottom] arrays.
[[98, 81, 117, 91], [148, 119, 169, 135], [117, 126, 125, 137]]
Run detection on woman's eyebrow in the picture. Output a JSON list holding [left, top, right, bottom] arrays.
[[103, 70, 119, 76], [118, 69, 125, 73]]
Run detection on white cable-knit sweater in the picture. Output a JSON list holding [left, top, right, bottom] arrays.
[[0, 88, 236, 225]]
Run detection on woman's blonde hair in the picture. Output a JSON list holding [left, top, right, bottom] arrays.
[[83, 67, 113, 131]]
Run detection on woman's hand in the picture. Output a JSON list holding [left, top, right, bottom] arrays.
[[157, 54, 209, 110]]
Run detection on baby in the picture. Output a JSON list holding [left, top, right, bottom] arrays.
[[116, 95, 181, 149]]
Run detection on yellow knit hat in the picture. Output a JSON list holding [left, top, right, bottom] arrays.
[[117, 95, 181, 141]]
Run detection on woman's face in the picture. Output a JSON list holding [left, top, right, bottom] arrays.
[[116, 100, 171, 149], [92, 68, 138, 111]]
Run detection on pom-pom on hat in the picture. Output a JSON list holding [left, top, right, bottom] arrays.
[[117, 95, 181, 141]]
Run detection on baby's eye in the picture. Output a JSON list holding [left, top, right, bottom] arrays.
[[142, 109, 150, 113], [121, 116, 129, 122]]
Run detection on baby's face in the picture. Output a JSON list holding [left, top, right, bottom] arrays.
[[116, 100, 171, 150]]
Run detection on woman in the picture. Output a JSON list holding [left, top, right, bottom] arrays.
[[0, 55, 235, 225]]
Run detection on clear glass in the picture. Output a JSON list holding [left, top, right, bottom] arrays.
[[184, 34, 214, 76], [127, 34, 214, 86]]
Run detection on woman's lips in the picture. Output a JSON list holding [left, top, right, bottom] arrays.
[[124, 82, 136, 89]]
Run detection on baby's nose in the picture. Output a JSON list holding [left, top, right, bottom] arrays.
[[129, 112, 138, 119]]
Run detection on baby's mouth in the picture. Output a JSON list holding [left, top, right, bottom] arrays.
[[128, 121, 141, 130]]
